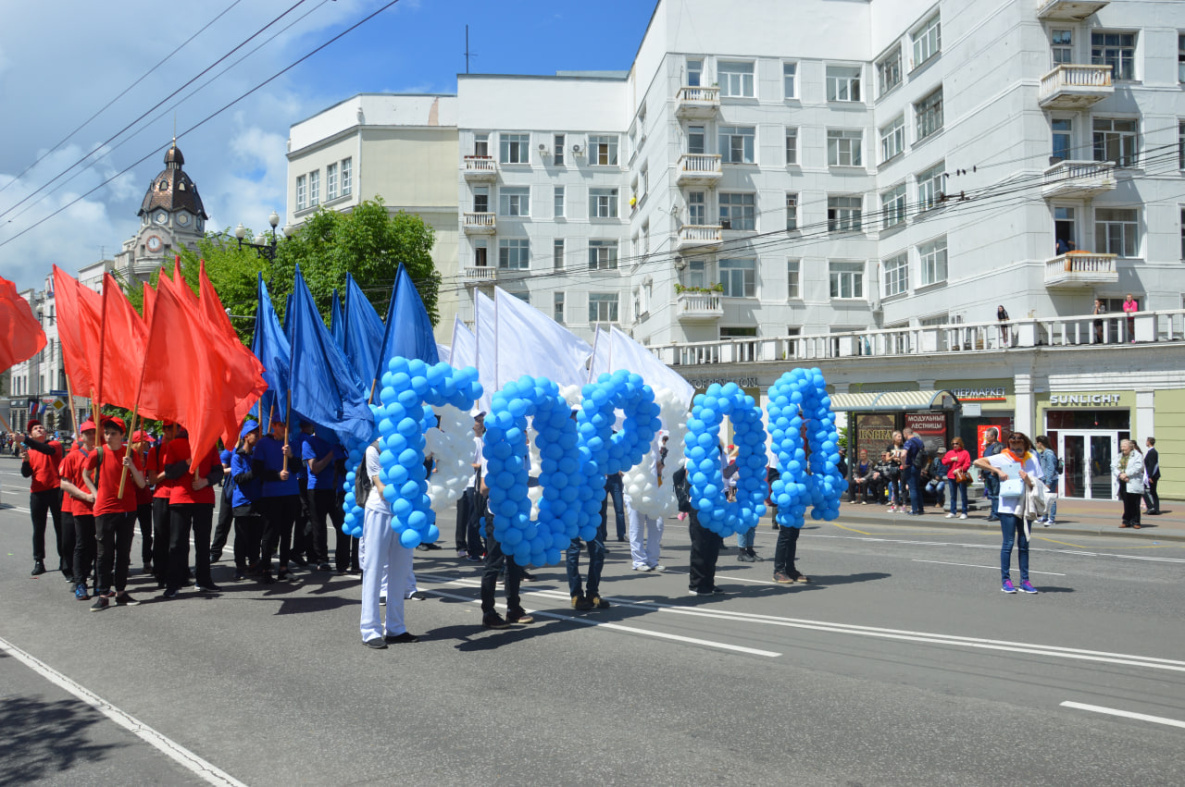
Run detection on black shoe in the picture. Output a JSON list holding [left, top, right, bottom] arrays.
[[233, 569, 246, 581], [482, 612, 510, 629], [746, 549, 764, 562], [423, 542, 442, 551], [616, 537, 627, 542], [162, 587, 179, 599], [407, 590, 429, 601], [209, 552, 222, 564], [63, 573, 75, 583], [521, 570, 538, 582], [288, 558, 309, 569], [195, 583, 222, 593], [379, 595, 386, 606], [986, 516, 1000, 522], [737, 551, 756, 563], [259, 573, 275, 585], [416, 544, 431, 551], [90, 595, 109, 612], [385, 631, 420, 643], [31, 560, 46, 576], [318, 563, 332, 572], [507, 608, 535, 624], [571, 595, 594, 611], [365, 637, 388, 649], [588, 595, 611, 609], [711, 586, 727, 595], [115, 592, 140, 606]]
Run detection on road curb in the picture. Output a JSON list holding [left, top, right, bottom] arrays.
[[828, 511, 1185, 543]]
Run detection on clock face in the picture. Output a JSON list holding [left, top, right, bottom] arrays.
[[177, 212, 190, 226], [154, 211, 167, 224], [146, 235, 162, 253]]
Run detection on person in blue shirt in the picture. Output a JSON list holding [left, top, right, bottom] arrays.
[[254, 416, 302, 584], [289, 422, 313, 568], [230, 421, 265, 580], [209, 447, 236, 564], [301, 426, 349, 572], [902, 427, 926, 515], [981, 429, 1004, 521]]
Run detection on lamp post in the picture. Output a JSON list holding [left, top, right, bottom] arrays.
[[235, 211, 293, 260]]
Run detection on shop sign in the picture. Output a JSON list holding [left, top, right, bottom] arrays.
[[856, 414, 894, 448], [906, 412, 948, 452], [952, 387, 1006, 401], [690, 377, 759, 390], [1049, 393, 1121, 406]]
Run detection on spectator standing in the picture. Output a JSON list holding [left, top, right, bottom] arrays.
[[981, 428, 1004, 521], [605, 470, 627, 542], [884, 431, 907, 512], [1143, 437, 1160, 515], [1114, 439, 1145, 529], [1092, 298, 1107, 344], [1034, 436, 1059, 527], [943, 438, 971, 519], [902, 427, 926, 515], [974, 432, 1042, 594], [1122, 294, 1138, 343], [997, 305, 1010, 345]]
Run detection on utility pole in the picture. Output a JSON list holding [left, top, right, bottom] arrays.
[[465, 25, 470, 74]]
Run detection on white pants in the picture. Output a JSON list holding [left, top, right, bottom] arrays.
[[359, 507, 413, 642], [628, 508, 663, 569], [360, 531, 414, 598]]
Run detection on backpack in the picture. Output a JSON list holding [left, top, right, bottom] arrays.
[[911, 440, 928, 469], [673, 465, 692, 512]]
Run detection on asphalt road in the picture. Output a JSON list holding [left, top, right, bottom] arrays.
[[2, 460, 1184, 786]]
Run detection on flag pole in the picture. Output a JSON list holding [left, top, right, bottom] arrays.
[[95, 276, 110, 424], [64, 374, 79, 439], [117, 406, 139, 497], [284, 390, 291, 452], [116, 278, 163, 498]]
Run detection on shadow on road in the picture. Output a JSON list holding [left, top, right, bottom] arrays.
[[0, 696, 121, 786]]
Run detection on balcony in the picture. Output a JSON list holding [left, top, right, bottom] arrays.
[[462, 265, 497, 284], [1036, 0, 1108, 21], [462, 212, 496, 235], [462, 156, 497, 182], [1042, 160, 1116, 199], [677, 224, 723, 252], [1044, 252, 1118, 288], [675, 291, 724, 321], [675, 86, 720, 119], [1038, 64, 1113, 110], [676, 153, 722, 187]]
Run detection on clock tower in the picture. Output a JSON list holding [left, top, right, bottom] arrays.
[[114, 140, 208, 282]]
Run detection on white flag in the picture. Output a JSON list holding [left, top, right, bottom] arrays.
[[495, 287, 592, 391], [474, 291, 498, 412], [449, 315, 474, 369], [608, 326, 695, 407]]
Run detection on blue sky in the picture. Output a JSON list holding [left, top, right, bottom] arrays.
[[0, 0, 659, 293]]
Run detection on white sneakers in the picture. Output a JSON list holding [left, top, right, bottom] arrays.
[[945, 513, 954, 518]]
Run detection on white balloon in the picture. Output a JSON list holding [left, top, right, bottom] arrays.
[[426, 404, 475, 510], [623, 387, 689, 519]]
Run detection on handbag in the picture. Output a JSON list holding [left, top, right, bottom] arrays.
[[1000, 478, 1025, 498], [954, 468, 970, 485]]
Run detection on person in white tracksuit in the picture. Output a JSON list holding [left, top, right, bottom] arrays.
[[359, 441, 418, 648], [626, 440, 665, 572]]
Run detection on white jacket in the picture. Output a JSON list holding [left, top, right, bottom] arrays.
[[1017, 478, 1051, 539], [1113, 451, 1145, 495]]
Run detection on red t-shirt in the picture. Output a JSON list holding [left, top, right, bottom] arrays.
[[58, 446, 95, 516], [164, 437, 218, 506], [24, 440, 63, 493], [147, 442, 174, 499], [84, 445, 145, 516], [133, 448, 154, 506]]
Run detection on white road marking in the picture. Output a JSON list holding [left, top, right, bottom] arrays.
[[814, 533, 1185, 564], [1061, 701, 1185, 730], [0, 635, 247, 786], [912, 559, 1066, 576]]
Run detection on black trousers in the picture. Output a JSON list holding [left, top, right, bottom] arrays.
[[292, 478, 312, 561], [169, 503, 214, 590], [480, 518, 523, 615], [72, 514, 96, 586], [135, 503, 153, 566], [233, 514, 262, 569], [1144, 477, 1160, 513], [455, 487, 486, 555], [96, 512, 135, 593], [774, 525, 801, 576], [260, 495, 300, 574], [687, 510, 720, 593], [60, 511, 76, 580], [152, 496, 172, 584], [1122, 490, 1142, 526], [211, 484, 234, 557], [309, 487, 347, 568], [29, 488, 63, 565]]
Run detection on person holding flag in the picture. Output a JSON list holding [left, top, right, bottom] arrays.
[[20, 420, 64, 578], [255, 416, 302, 585], [301, 422, 347, 572], [130, 430, 155, 575], [59, 421, 98, 599], [162, 427, 224, 597], [230, 421, 265, 581], [146, 422, 179, 587], [83, 417, 147, 611]]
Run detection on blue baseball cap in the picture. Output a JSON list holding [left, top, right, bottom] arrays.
[[239, 420, 260, 440]]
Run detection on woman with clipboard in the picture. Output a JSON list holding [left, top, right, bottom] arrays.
[[974, 432, 1043, 594]]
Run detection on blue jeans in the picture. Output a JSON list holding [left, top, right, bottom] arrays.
[[737, 525, 757, 550], [1045, 483, 1058, 523], [567, 513, 607, 598], [984, 474, 1000, 519], [908, 466, 924, 514], [998, 513, 1028, 584], [604, 474, 626, 540], [947, 479, 968, 515], [925, 478, 945, 507]]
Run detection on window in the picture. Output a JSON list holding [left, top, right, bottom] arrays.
[[1052, 29, 1073, 65], [500, 133, 530, 164], [340, 158, 352, 195], [828, 196, 863, 232], [1055, 206, 1076, 251], [589, 293, 619, 323], [554, 292, 565, 323], [1091, 32, 1135, 81], [826, 65, 862, 102], [917, 161, 945, 211], [881, 116, 905, 162], [685, 260, 706, 289], [878, 47, 902, 96], [785, 193, 798, 231], [828, 129, 863, 167], [1095, 208, 1139, 257], [883, 252, 909, 296], [719, 125, 756, 163], [1180, 34, 1185, 82], [719, 192, 756, 231], [1180, 122, 1185, 169], [1181, 207, 1185, 258], [589, 135, 619, 166], [553, 239, 565, 269], [499, 187, 530, 217], [719, 259, 756, 297], [719, 61, 755, 97], [915, 88, 944, 141], [589, 188, 619, 218], [919, 237, 948, 285], [499, 238, 530, 270], [588, 240, 619, 270], [474, 134, 489, 157], [1093, 118, 1138, 167], [687, 58, 703, 87], [829, 262, 865, 299], [913, 15, 941, 68], [882, 184, 907, 229], [554, 134, 565, 166], [640, 164, 649, 201], [474, 238, 488, 267], [326, 163, 338, 201], [473, 186, 489, 213], [783, 62, 798, 99], [688, 125, 706, 155], [785, 127, 798, 165], [308, 171, 320, 206], [787, 259, 801, 299], [688, 191, 706, 225], [1053, 119, 1073, 163], [554, 186, 565, 218], [642, 220, 650, 257], [295, 175, 307, 211]]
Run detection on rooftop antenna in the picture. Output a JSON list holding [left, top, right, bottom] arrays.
[[465, 25, 477, 74]]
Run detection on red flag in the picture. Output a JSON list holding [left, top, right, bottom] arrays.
[[52, 266, 102, 398], [99, 273, 150, 414], [142, 281, 156, 326], [197, 262, 265, 444], [0, 275, 47, 371]]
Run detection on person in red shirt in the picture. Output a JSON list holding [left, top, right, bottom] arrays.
[[145, 422, 178, 587], [130, 430, 155, 575], [162, 429, 224, 597], [83, 417, 147, 611], [59, 420, 98, 600], [20, 419, 64, 577]]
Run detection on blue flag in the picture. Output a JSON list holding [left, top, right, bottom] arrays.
[[344, 273, 386, 395], [375, 264, 438, 385], [330, 289, 346, 351], [251, 274, 291, 424], [288, 265, 375, 445]]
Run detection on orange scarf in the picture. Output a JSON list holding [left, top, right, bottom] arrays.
[[1004, 449, 1029, 463]]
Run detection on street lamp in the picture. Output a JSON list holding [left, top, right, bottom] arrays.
[[236, 211, 286, 260]]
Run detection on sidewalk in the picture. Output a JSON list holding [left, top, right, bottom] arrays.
[[831, 494, 1185, 542]]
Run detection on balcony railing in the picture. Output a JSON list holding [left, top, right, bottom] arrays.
[[1044, 252, 1118, 287], [676, 153, 722, 186], [675, 86, 720, 118], [463, 156, 497, 180], [1038, 64, 1113, 109], [677, 224, 723, 250], [462, 212, 496, 234], [676, 291, 724, 320], [463, 265, 497, 283], [1042, 160, 1116, 199]]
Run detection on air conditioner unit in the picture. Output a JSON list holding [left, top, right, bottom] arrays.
[[721, 219, 732, 230], [538, 143, 548, 153], [571, 144, 583, 155]]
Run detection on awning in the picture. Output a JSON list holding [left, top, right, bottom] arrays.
[[830, 389, 960, 413]]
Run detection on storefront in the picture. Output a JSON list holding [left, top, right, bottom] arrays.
[[1037, 392, 1132, 502], [936, 380, 1014, 462], [834, 390, 961, 461]]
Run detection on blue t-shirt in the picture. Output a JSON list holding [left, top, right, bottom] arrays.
[[905, 435, 925, 467], [254, 435, 299, 498], [289, 431, 309, 482], [301, 434, 339, 490], [231, 450, 263, 509], [219, 449, 233, 467]]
